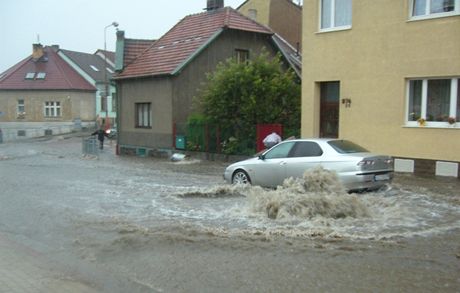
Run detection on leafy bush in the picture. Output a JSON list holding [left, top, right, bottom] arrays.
[[196, 51, 300, 150]]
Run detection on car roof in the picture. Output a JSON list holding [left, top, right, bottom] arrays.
[[283, 138, 338, 143]]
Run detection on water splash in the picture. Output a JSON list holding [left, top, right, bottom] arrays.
[[174, 184, 249, 198], [247, 166, 369, 220]]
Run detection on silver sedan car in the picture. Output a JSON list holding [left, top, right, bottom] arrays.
[[223, 139, 394, 192]]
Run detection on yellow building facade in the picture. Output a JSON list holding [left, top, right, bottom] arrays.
[[238, 0, 302, 48], [302, 0, 460, 177]]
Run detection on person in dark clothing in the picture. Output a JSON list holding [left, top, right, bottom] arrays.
[[91, 129, 108, 150]]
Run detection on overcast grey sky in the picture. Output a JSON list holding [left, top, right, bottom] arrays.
[[0, 0, 245, 73]]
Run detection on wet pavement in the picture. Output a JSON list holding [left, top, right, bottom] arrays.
[[0, 232, 101, 293], [0, 134, 459, 292]]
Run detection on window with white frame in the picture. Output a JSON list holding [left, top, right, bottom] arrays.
[[407, 78, 459, 125], [36, 72, 46, 79], [320, 0, 352, 31], [411, 0, 459, 19], [135, 102, 151, 128], [17, 99, 25, 113], [25, 72, 35, 80], [44, 101, 61, 117]]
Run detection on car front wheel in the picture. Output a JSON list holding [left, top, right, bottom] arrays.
[[232, 170, 251, 185]]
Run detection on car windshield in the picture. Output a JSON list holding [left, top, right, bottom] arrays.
[[328, 140, 369, 154]]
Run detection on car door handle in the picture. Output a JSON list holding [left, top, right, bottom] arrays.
[[280, 161, 287, 166]]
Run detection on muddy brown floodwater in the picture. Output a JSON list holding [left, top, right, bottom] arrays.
[[1, 136, 459, 292], [72, 158, 460, 293]]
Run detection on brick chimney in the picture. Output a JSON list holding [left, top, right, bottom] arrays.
[[32, 44, 44, 60], [206, 0, 224, 11]]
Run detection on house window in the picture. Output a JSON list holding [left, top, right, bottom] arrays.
[[248, 9, 258, 20], [25, 72, 35, 80], [44, 101, 61, 117], [320, 0, 352, 31], [17, 99, 25, 113], [411, 0, 459, 18], [101, 95, 107, 112], [407, 78, 459, 126], [36, 72, 46, 79], [112, 92, 117, 112], [135, 103, 151, 128], [235, 49, 249, 64]]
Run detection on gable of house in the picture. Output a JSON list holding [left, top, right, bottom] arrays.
[[115, 7, 272, 80]]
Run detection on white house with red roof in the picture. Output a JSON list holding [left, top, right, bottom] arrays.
[[0, 44, 97, 141], [0, 44, 116, 141]]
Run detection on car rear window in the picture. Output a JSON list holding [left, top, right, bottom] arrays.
[[328, 140, 369, 154]]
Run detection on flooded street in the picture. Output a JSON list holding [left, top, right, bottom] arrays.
[[0, 135, 459, 292]]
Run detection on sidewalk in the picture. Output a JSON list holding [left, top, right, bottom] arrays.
[[0, 234, 101, 293]]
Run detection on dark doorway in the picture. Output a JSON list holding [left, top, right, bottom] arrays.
[[320, 81, 340, 138]]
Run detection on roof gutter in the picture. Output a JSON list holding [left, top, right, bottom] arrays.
[[171, 28, 224, 76], [112, 72, 172, 81]]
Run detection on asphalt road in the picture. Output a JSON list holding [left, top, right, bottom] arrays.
[[0, 135, 459, 292]]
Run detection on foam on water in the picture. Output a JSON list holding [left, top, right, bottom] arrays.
[[174, 184, 249, 198], [246, 167, 368, 220]]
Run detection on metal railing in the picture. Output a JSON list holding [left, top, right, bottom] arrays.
[[82, 136, 98, 155]]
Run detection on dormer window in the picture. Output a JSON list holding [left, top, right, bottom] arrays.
[[36, 72, 46, 79], [90, 65, 99, 72], [25, 72, 35, 80]]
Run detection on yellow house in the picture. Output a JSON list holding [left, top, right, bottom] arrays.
[[302, 0, 460, 177]]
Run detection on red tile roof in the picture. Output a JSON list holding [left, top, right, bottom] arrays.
[[123, 38, 156, 68], [115, 7, 272, 79], [0, 46, 96, 91]]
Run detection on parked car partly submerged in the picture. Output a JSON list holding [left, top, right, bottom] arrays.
[[224, 139, 394, 192]]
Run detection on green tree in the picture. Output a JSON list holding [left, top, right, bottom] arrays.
[[197, 51, 301, 150]]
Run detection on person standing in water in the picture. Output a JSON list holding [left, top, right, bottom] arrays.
[[91, 128, 108, 150]]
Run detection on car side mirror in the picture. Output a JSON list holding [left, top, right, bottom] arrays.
[[258, 154, 265, 160]]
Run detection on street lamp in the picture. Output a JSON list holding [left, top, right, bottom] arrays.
[[103, 21, 119, 130]]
